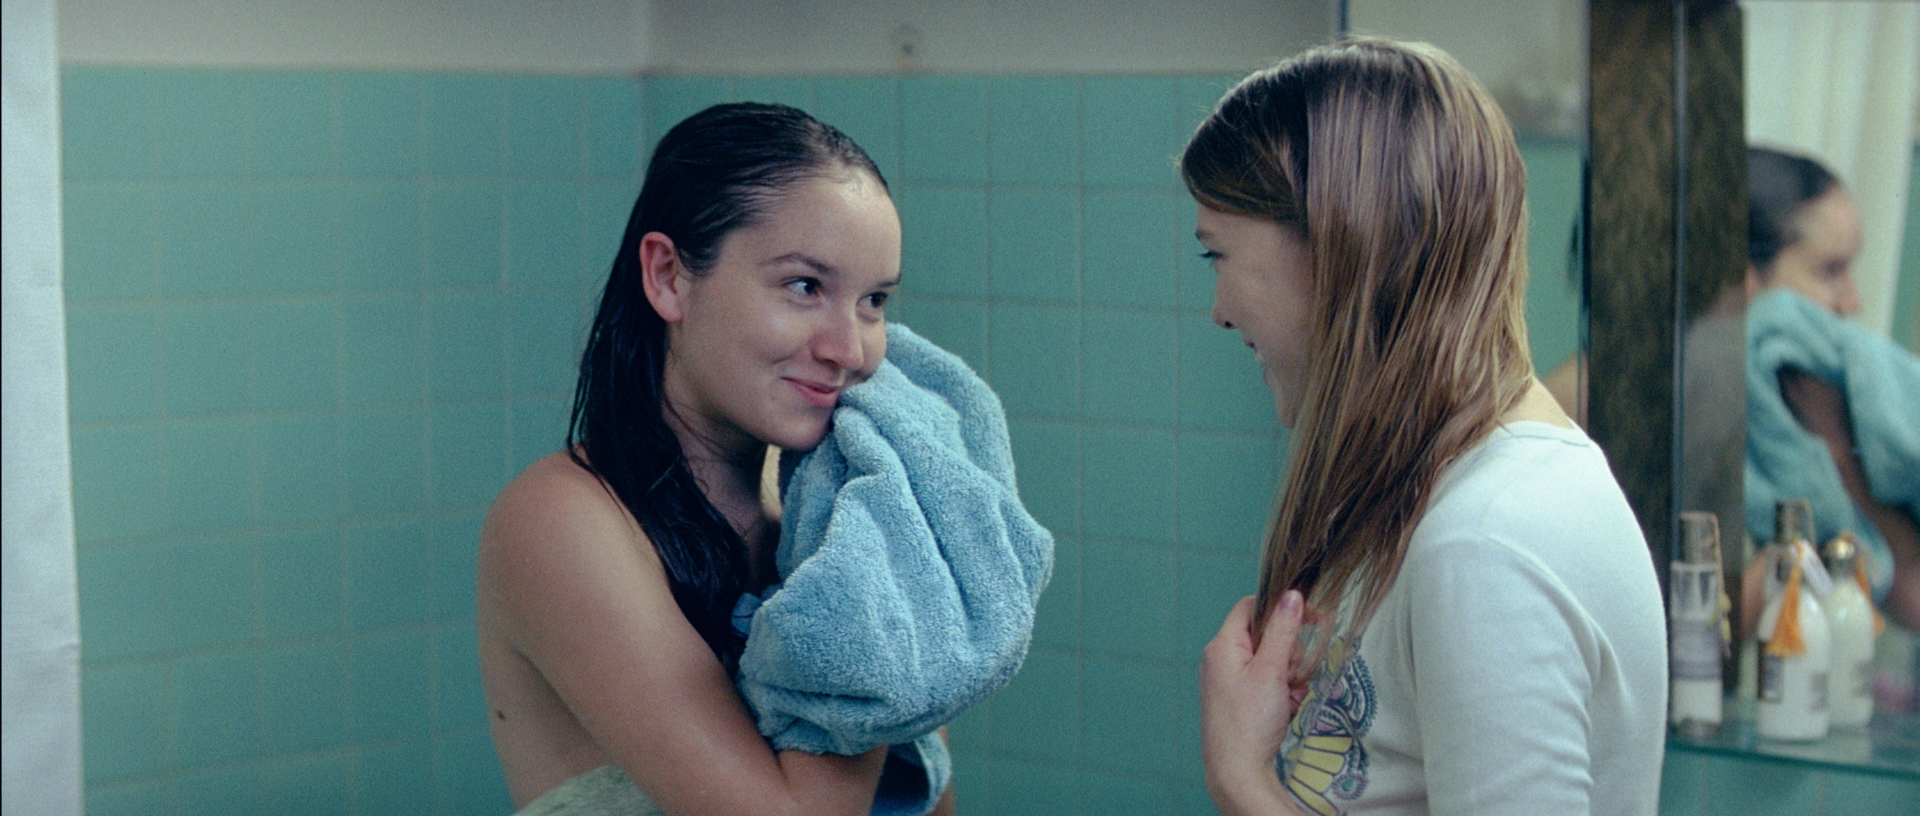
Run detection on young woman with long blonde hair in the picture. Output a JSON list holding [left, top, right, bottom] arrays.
[[1188, 39, 1667, 815]]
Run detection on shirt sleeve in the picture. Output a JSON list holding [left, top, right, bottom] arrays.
[[1403, 533, 1603, 816]]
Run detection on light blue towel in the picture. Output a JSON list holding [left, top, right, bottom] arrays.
[[731, 323, 1053, 812], [1746, 288, 1920, 600]]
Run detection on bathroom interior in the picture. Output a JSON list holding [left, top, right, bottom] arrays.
[[6, 0, 1919, 814]]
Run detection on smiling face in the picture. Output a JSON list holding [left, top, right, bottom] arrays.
[[656, 171, 901, 456], [1196, 204, 1316, 427], [1753, 187, 1864, 316]]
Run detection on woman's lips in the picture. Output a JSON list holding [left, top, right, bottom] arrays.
[[787, 378, 841, 409]]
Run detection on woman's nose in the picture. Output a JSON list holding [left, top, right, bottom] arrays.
[[813, 309, 869, 371], [1211, 303, 1234, 330], [1833, 277, 1862, 316]]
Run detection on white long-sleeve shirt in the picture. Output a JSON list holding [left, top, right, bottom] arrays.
[[1279, 421, 1668, 816]]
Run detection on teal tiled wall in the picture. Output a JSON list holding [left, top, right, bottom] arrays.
[[63, 63, 1707, 815], [62, 65, 638, 815]]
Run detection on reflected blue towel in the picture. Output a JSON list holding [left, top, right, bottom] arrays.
[[731, 324, 1053, 810], [1746, 288, 1920, 599]]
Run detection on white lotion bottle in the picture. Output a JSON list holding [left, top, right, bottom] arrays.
[[1756, 500, 1831, 742], [1821, 534, 1876, 729], [1669, 512, 1726, 737]]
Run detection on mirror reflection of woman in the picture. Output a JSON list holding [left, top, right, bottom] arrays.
[[1746, 146, 1864, 317], [476, 104, 955, 815], [1188, 39, 1668, 815], [1743, 146, 1920, 632]]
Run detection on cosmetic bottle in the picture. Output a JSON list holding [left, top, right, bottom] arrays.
[[1669, 512, 1726, 737], [1821, 533, 1876, 728], [1756, 500, 1832, 741]]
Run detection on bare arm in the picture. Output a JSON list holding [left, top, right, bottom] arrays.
[[1779, 368, 1920, 629], [479, 456, 886, 815]]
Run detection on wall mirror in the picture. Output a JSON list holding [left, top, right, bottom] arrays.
[[1713, 0, 1918, 776], [1583, 0, 1920, 780], [1358, 0, 1920, 781]]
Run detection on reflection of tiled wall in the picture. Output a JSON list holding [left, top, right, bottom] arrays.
[[63, 64, 1716, 816]]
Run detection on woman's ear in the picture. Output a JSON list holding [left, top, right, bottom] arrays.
[[639, 232, 689, 322]]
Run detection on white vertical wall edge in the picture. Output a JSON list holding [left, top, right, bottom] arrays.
[[3, 0, 84, 814]]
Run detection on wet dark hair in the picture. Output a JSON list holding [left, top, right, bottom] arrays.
[[566, 102, 887, 669], [1748, 146, 1841, 272]]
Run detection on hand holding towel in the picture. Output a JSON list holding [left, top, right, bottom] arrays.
[[734, 323, 1054, 754]]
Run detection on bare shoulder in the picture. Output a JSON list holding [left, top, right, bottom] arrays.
[[478, 452, 682, 803], [483, 452, 634, 550], [478, 452, 667, 645]]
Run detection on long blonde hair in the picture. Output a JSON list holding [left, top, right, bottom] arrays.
[[1181, 39, 1535, 663]]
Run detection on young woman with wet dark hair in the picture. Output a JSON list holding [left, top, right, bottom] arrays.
[[568, 103, 891, 672], [1741, 145, 1920, 632], [1746, 145, 1863, 315], [479, 102, 954, 815]]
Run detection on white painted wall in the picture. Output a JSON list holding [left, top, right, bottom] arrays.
[[1348, 0, 1586, 137], [58, 0, 1336, 74], [646, 0, 1334, 73], [58, 0, 653, 72]]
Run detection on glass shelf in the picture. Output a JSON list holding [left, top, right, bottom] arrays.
[[1668, 711, 1920, 779]]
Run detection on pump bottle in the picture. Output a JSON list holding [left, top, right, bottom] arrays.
[[1756, 499, 1832, 741], [1821, 533, 1876, 729], [1669, 512, 1725, 737]]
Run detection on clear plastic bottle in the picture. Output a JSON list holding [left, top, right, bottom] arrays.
[[1821, 534, 1876, 729], [1756, 500, 1831, 741], [1669, 512, 1725, 737]]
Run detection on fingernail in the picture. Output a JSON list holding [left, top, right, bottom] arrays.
[[1282, 589, 1303, 613]]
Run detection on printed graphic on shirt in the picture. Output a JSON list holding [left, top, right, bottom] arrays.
[[1279, 636, 1375, 816]]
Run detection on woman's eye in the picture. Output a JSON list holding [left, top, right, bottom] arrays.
[[865, 291, 891, 309], [1199, 250, 1223, 262], [785, 278, 823, 297]]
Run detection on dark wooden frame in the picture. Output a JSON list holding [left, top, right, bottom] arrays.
[[1586, 0, 1747, 587]]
